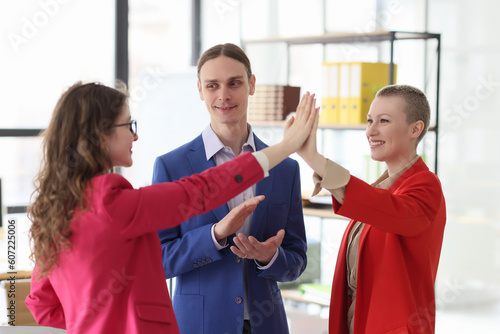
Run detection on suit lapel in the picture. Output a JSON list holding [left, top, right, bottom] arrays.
[[187, 136, 230, 222]]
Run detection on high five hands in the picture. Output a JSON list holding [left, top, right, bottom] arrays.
[[285, 91, 326, 176], [282, 92, 321, 153], [260, 92, 320, 170], [286, 92, 321, 165]]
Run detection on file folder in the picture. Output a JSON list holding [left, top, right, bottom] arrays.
[[338, 63, 351, 124], [349, 62, 397, 124], [320, 62, 340, 124]]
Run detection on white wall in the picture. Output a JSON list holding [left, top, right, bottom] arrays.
[[0, 0, 115, 207], [427, 0, 500, 306]]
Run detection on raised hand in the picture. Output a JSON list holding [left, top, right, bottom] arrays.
[[213, 196, 265, 241], [230, 229, 285, 265], [259, 92, 319, 170], [282, 92, 320, 153], [286, 94, 327, 177]]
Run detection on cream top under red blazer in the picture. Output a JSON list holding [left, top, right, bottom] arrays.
[[26, 152, 266, 334], [316, 157, 446, 334]]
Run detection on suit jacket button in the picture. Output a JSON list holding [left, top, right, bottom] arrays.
[[235, 297, 243, 304], [235, 174, 243, 183], [235, 257, 241, 264]]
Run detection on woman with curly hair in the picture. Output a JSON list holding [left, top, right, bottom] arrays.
[[25, 81, 318, 334]]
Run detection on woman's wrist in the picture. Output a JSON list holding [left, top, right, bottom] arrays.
[[309, 153, 327, 178], [262, 142, 289, 170]]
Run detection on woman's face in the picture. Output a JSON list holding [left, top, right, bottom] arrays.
[[102, 105, 138, 168], [366, 95, 421, 173]]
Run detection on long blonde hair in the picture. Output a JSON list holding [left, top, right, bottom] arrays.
[[28, 81, 128, 277]]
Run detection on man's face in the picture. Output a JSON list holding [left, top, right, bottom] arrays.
[[197, 55, 256, 129]]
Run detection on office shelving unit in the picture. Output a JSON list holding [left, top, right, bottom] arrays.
[[243, 30, 441, 224], [242, 30, 441, 173]]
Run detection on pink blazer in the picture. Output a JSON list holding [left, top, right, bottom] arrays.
[[329, 158, 446, 334], [26, 152, 263, 334]]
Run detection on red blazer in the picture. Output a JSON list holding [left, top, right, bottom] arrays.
[[26, 153, 263, 334], [329, 158, 446, 334]]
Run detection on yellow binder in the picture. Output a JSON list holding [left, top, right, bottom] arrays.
[[348, 62, 397, 124], [319, 62, 330, 124], [320, 62, 340, 124], [338, 63, 351, 124]]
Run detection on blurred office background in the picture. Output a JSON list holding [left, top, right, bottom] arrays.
[[1, 0, 499, 332]]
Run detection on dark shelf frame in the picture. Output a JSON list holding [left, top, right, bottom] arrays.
[[0, 129, 44, 137]]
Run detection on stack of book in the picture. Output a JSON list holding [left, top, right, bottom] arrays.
[[248, 85, 301, 121], [320, 62, 397, 125]]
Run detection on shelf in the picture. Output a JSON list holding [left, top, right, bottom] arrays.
[[281, 289, 330, 307], [250, 119, 368, 130], [249, 120, 287, 128], [318, 123, 367, 130], [250, 120, 437, 132], [302, 206, 349, 220], [242, 30, 441, 47]]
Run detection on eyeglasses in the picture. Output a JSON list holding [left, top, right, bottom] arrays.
[[111, 120, 137, 136]]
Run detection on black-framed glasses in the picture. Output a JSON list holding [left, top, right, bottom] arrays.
[[111, 120, 137, 136]]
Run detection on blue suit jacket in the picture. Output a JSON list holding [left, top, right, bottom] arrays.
[[152, 133, 307, 334]]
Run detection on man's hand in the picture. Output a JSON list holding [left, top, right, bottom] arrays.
[[213, 196, 265, 241], [230, 229, 285, 266]]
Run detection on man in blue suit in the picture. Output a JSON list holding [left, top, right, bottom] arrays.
[[152, 43, 307, 334]]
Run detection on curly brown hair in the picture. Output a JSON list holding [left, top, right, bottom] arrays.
[[28, 81, 129, 277]]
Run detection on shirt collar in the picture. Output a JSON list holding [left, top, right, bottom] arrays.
[[373, 155, 420, 190], [202, 123, 256, 161]]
